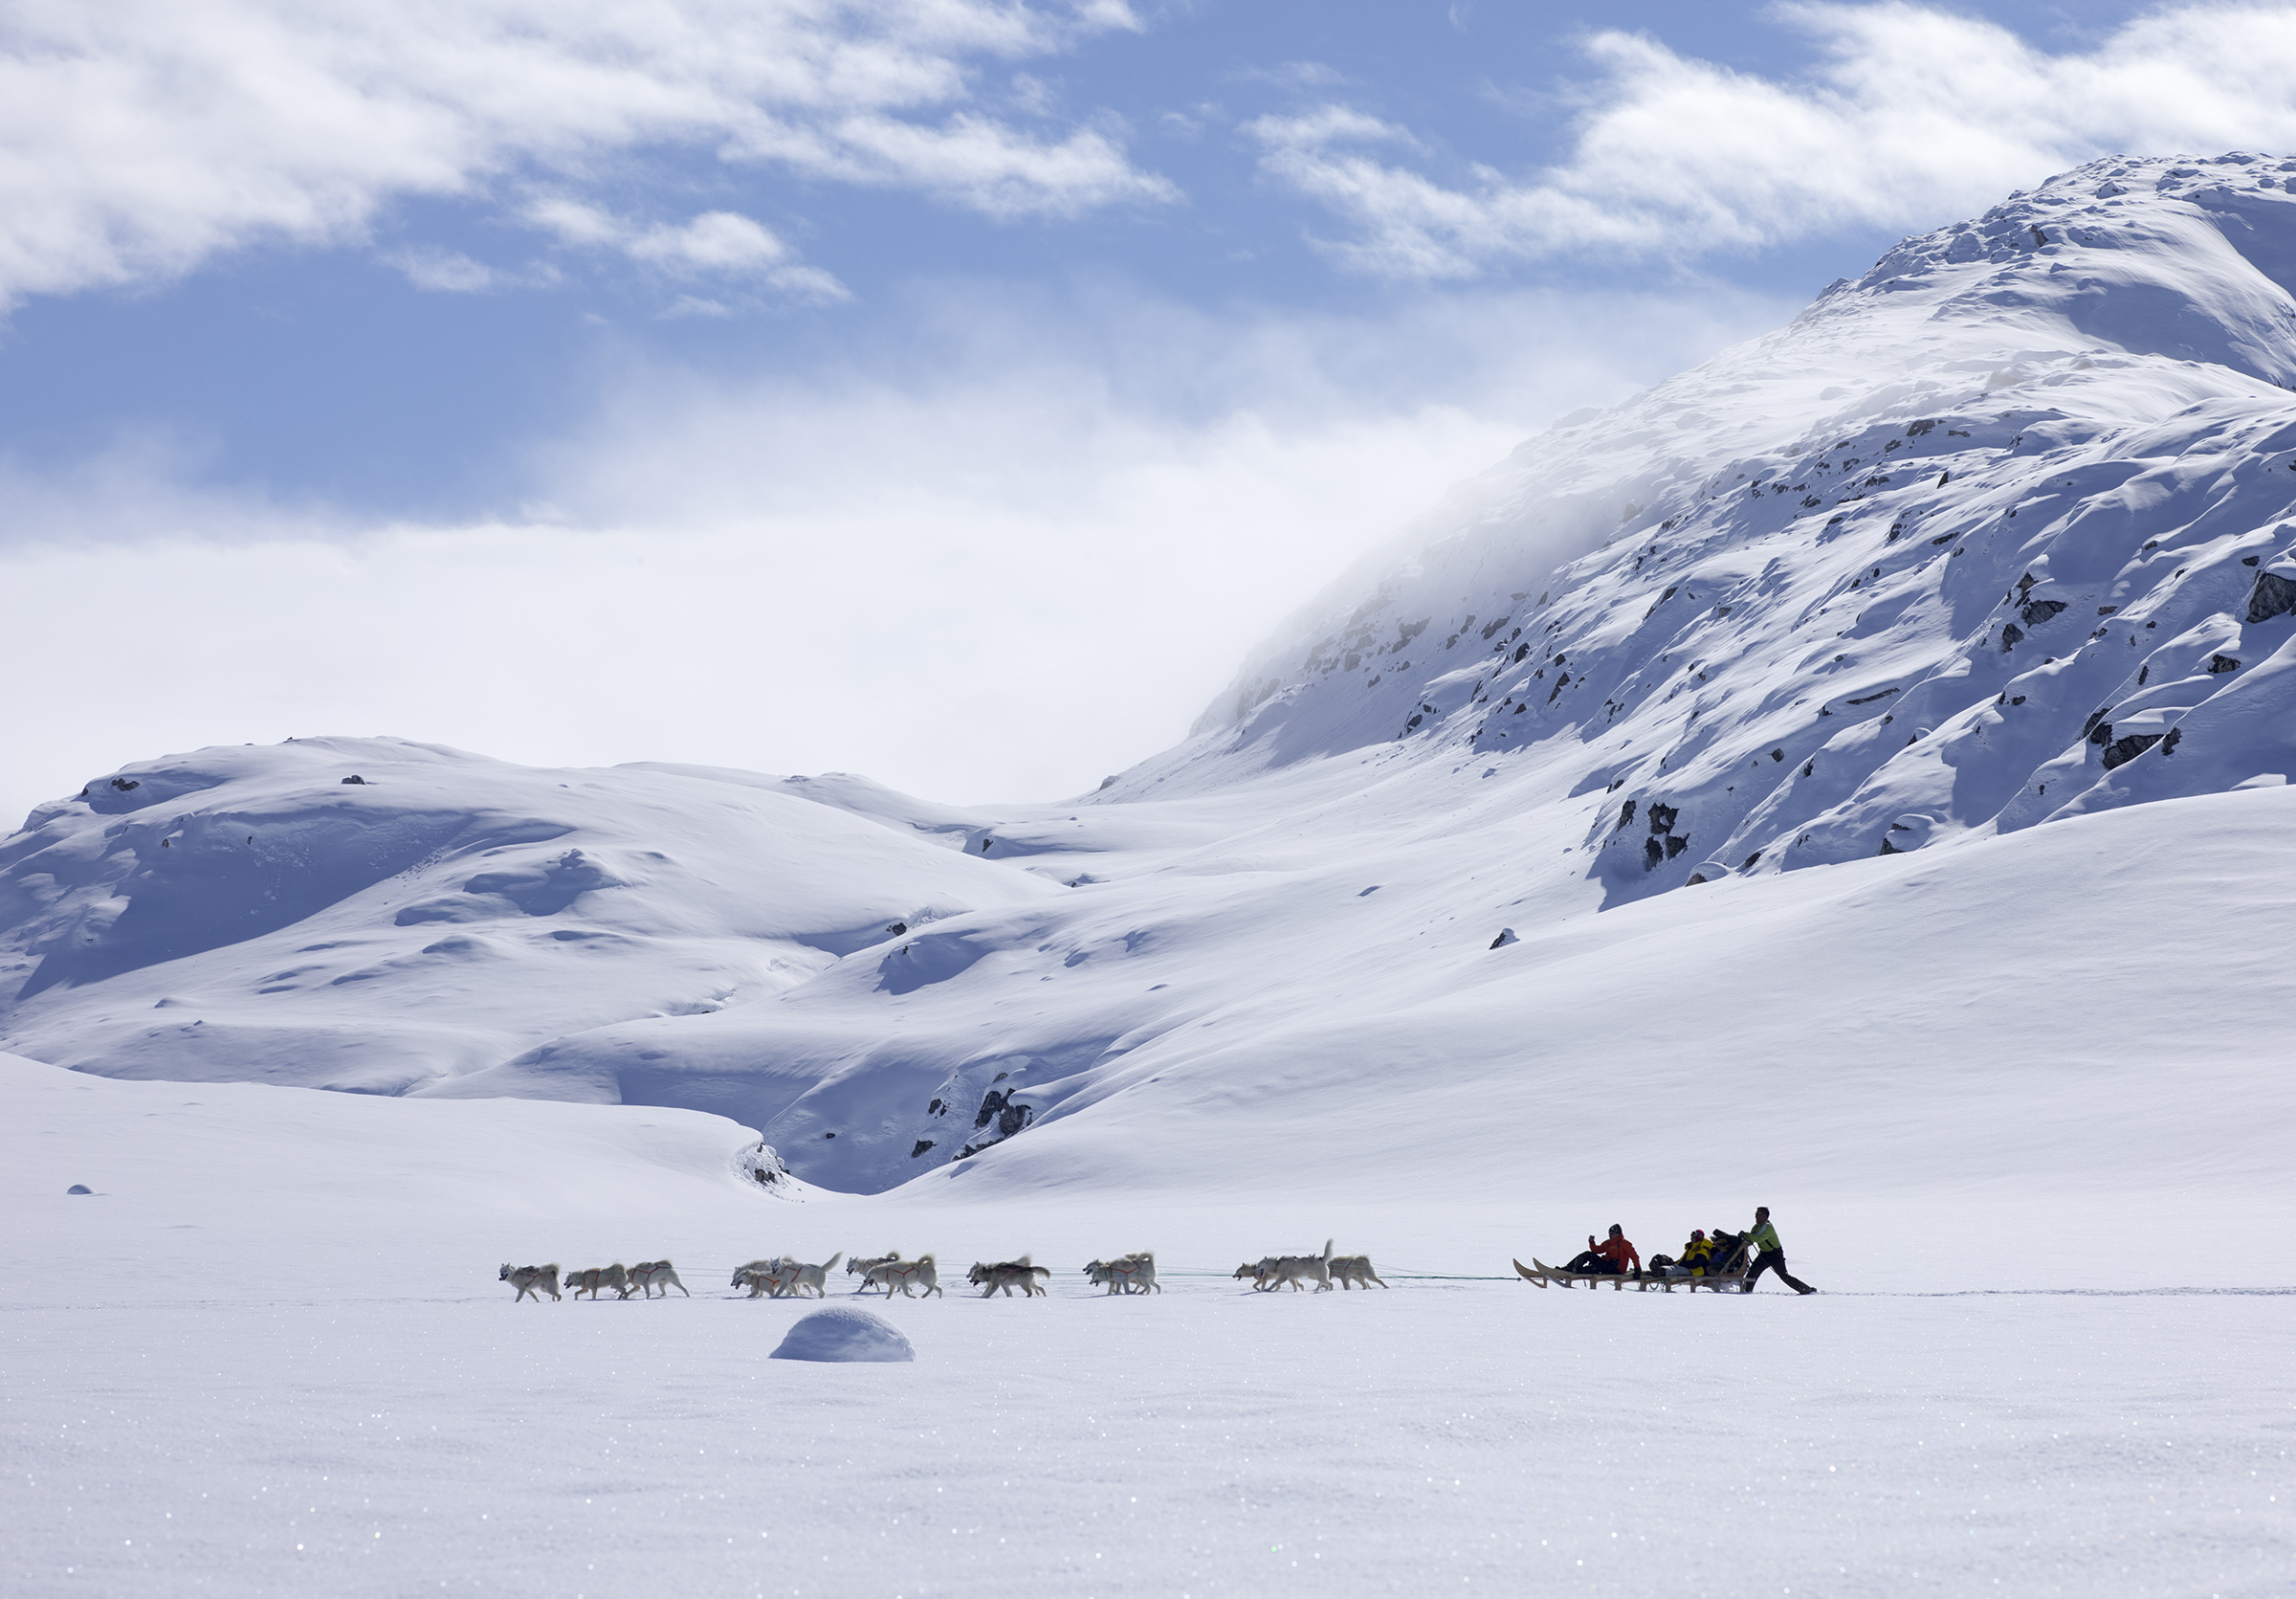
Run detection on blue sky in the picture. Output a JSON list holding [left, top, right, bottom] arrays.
[[1, 0, 2285, 823]]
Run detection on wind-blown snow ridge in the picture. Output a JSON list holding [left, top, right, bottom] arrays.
[[1170, 151, 2296, 901]]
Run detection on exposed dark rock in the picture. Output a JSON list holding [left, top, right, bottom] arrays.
[[341, 775, 367, 785], [1644, 838, 1664, 871], [2101, 733, 2163, 770], [2208, 654, 2241, 674], [1646, 802, 1679, 834], [1686, 873, 1708, 885], [886, 922, 908, 937], [2019, 599, 2066, 627], [2243, 555, 2262, 566], [2245, 571, 2296, 624], [1770, 747, 1784, 762], [2084, 708, 2110, 744], [2163, 726, 2183, 755], [927, 1099, 945, 1117], [1615, 798, 1637, 831], [997, 1101, 1032, 1139], [109, 777, 140, 791], [1800, 760, 1814, 778], [1878, 838, 1900, 855], [1489, 928, 1518, 949], [1741, 852, 1761, 868], [2000, 623, 2025, 651], [911, 1140, 936, 1159], [1664, 834, 1689, 859], [974, 1088, 1008, 1129]]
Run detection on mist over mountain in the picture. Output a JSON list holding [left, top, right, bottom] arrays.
[[8, 153, 2296, 1198]]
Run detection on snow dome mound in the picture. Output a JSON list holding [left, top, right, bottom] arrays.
[[769, 1306, 915, 1363]]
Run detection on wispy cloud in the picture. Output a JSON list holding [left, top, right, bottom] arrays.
[[523, 201, 850, 301], [0, 0, 1171, 309], [1251, 1, 2296, 278]]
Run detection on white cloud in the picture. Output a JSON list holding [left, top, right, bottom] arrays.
[[0, 281, 1790, 829], [0, 0, 1170, 308], [1251, 1, 2296, 277], [523, 201, 850, 302], [385, 247, 501, 293]]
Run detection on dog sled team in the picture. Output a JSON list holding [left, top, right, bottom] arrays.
[[498, 1241, 1386, 1299], [1515, 1207, 1817, 1295], [496, 1260, 688, 1301], [1230, 1239, 1387, 1292]]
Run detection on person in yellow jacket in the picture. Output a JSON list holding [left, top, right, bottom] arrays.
[[1679, 1230, 1714, 1277], [1738, 1207, 1816, 1294]]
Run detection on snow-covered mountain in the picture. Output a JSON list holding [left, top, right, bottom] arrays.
[[8, 153, 2296, 1198], [1169, 151, 2296, 901]]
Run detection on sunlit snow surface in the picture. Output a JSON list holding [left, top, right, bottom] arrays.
[[6, 1054, 2291, 1598]]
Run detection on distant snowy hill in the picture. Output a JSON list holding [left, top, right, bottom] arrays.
[[7, 154, 2296, 1199]]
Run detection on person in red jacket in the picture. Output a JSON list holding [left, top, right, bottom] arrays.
[[1564, 1224, 1641, 1277]]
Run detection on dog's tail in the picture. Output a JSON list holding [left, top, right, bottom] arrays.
[[821, 1252, 842, 1271], [1322, 1238, 1334, 1261], [1017, 1254, 1031, 1268]]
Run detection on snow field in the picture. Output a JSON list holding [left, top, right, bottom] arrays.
[[8, 1054, 2293, 1597], [11, 1277, 2290, 1598]]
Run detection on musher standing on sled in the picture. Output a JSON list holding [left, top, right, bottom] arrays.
[[1738, 1206, 1815, 1294]]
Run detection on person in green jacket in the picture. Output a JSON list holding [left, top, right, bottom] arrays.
[[1738, 1207, 1816, 1294]]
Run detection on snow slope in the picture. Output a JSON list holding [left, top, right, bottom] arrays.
[[0, 737, 1056, 1096], [1175, 152, 2296, 903], [6, 155, 2296, 1210]]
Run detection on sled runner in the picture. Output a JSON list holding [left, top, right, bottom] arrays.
[[1513, 1256, 1751, 1293]]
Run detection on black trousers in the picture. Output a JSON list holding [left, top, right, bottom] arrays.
[[1743, 1249, 1812, 1293], [1565, 1252, 1622, 1275]]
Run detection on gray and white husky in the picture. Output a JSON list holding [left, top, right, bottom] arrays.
[[499, 1262, 561, 1301]]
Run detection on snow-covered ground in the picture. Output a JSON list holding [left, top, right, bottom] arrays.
[[9, 1053, 2291, 1599], [11, 155, 2296, 1595]]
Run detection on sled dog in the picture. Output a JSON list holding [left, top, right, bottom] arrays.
[[733, 1258, 788, 1298], [1264, 1240, 1335, 1292], [849, 1253, 902, 1294], [1086, 1252, 1158, 1294], [630, 1260, 690, 1298], [1233, 1259, 1274, 1290], [1330, 1254, 1387, 1290], [499, 1262, 561, 1302], [745, 1252, 840, 1298], [970, 1256, 1050, 1297], [883, 1254, 942, 1298], [569, 1263, 634, 1300]]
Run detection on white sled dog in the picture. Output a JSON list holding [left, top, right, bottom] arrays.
[[1254, 1240, 1334, 1292], [1086, 1253, 1159, 1294], [755, 1252, 843, 1298], [630, 1260, 690, 1298], [969, 1256, 1050, 1297], [848, 1253, 902, 1294], [882, 1254, 943, 1298], [568, 1263, 634, 1300], [499, 1262, 561, 1302], [733, 1258, 797, 1298], [1330, 1255, 1387, 1290]]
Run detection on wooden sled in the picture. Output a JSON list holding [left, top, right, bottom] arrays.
[[1514, 1256, 1750, 1293]]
